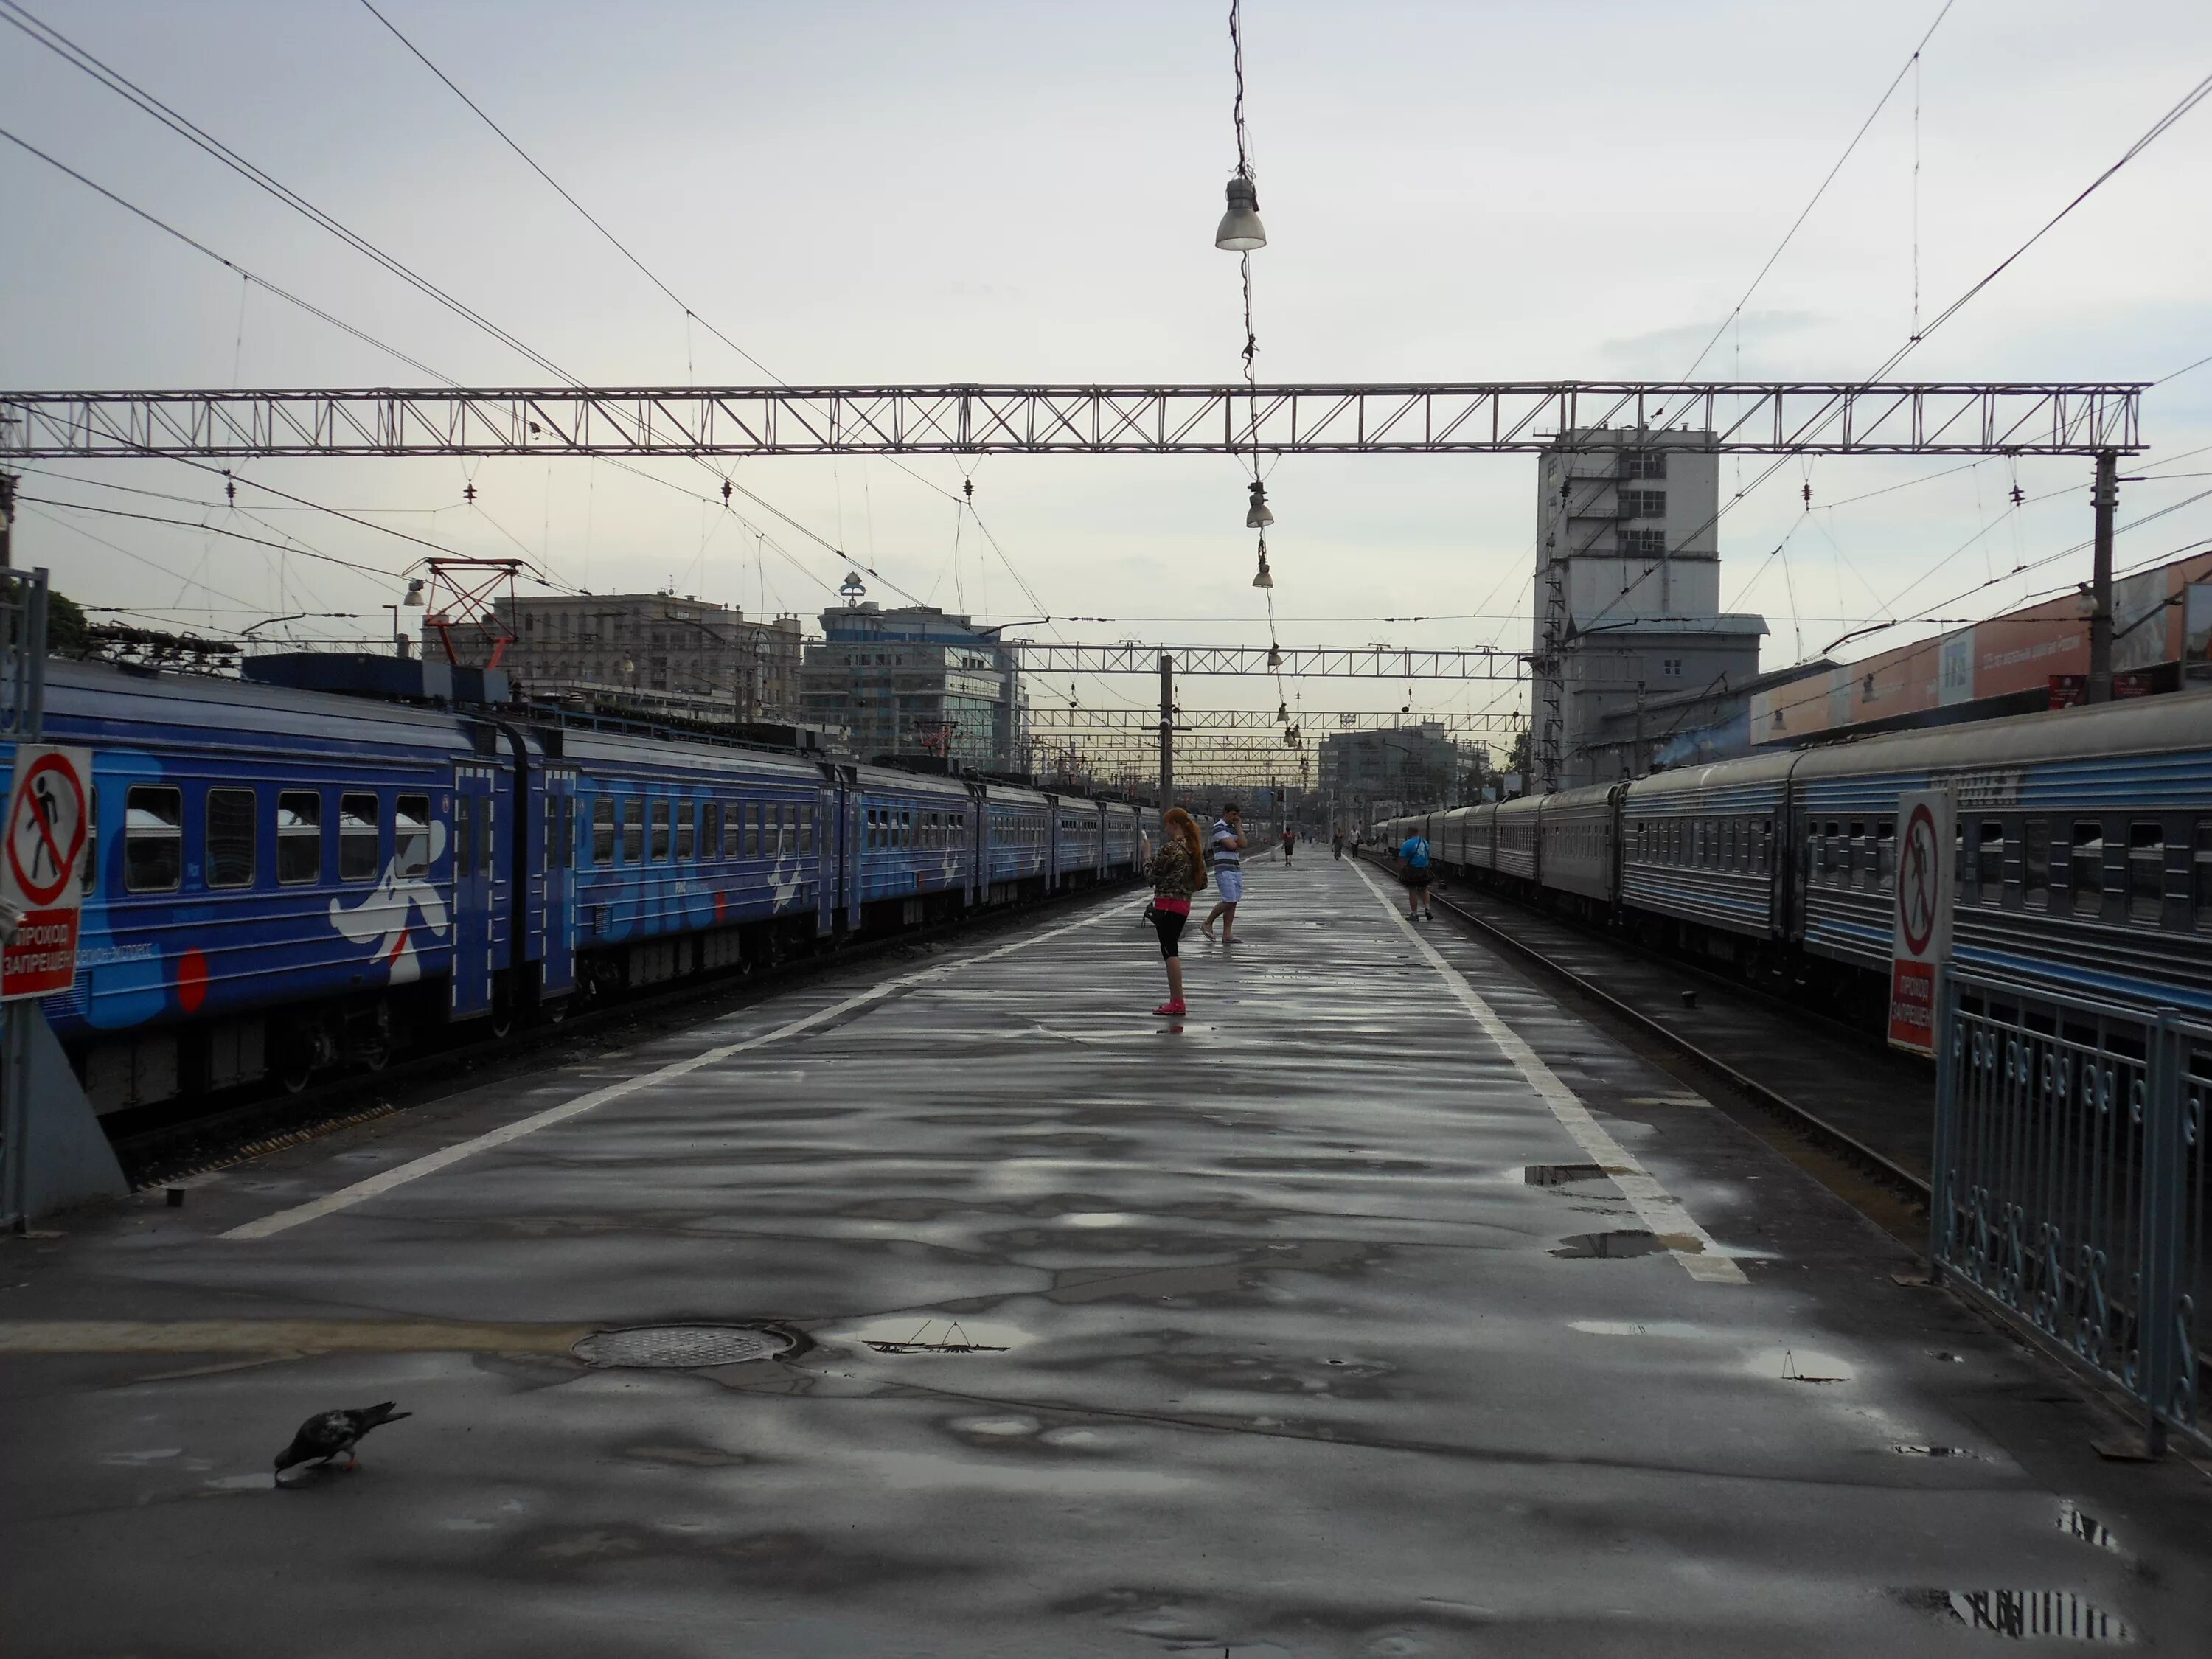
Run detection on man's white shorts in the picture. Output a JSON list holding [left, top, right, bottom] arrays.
[[1215, 867, 1244, 902]]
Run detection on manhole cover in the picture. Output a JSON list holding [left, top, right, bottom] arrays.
[[572, 1324, 794, 1368]]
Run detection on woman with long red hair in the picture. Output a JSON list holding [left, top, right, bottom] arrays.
[[1148, 807, 1207, 1016]]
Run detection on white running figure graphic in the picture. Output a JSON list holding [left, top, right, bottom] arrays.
[[330, 821, 451, 984]]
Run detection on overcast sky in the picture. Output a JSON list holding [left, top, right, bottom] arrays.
[[5, 0, 2210, 768]]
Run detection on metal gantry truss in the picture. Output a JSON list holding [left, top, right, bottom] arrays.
[[1009, 643, 1523, 678], [0, 380, 2146, 457], [1026, 708, 1514, 734]]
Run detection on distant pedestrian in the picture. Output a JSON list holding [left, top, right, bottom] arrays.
[[1398, 827, 1433, 920], [1200, 803, 1245, 942], [1149, 807, 1206, 1016], [1281, 826, 1295, 864], [1331, 828, 1344, 860]]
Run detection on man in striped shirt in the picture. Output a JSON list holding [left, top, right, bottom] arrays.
[[1200, 803, 1245, 943]]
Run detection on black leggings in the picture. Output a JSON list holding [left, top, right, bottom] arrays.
[[1152, 908, 1188, 958]]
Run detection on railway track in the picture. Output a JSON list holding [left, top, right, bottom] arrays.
[[1373, 857, 1935, 1206]]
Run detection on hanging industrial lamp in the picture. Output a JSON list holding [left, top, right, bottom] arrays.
[[1245, 479, 1273, 529], [1215, 173, 1267, 251], [402, 577, 427, 608], [1266, 644, 1283, 669], [1252, 543, 1274, 589]]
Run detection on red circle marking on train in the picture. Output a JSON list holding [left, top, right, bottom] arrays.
[[176, 947, 210, 1013]]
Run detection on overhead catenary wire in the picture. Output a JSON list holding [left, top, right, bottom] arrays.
[[0, 125, 459, 386]]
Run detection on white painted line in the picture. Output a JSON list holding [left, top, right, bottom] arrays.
[[224, 891, 1150, 1239], [1349, 860, 1747, 1285]]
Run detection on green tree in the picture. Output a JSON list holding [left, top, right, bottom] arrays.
[[1506, 728, 1531, 779], [48, 591, 91, 654]]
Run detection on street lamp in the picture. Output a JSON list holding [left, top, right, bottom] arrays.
[[1215, 174, 1267, 251]]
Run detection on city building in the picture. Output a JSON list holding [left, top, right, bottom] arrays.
[[1318, 723, 1461, 815], [799, 600, 1026, 771], [1530, 427, 1769, 791], [470, 594, 804, 723]]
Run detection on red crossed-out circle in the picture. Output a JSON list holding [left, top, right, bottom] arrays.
[[7, 752, 87, 907], [1899, 801, 1941, 959]]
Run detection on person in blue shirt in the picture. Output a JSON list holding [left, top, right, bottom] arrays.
[[1398, 830, 1433, 920]]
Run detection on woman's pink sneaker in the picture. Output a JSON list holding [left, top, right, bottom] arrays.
[[1154, 998, 1187, 1016]]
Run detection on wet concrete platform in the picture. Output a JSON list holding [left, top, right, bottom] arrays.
[[4, 858, 2208, 1656]]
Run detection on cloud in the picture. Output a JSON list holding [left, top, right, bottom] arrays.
[[1597, 310, 1826, 376]]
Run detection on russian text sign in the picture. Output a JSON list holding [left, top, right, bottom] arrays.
[[1, 745, 91, 1001], [1888, 787, 1955, 1055]]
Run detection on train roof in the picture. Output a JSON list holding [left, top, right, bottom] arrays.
[[42, 656, 478, 751], [1787, 684, 2212, 781]]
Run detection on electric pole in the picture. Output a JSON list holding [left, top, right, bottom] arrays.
[[1158, 652, 1174, 807], [2087, 449, 2119, 703]]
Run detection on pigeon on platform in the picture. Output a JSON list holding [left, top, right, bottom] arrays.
[[274, 1402, 411, 1484]]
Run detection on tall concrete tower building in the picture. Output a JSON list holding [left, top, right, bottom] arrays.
[[1529, 428, 1767, 790]]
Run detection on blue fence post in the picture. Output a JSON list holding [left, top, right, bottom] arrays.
[[1930, 965, 1957, 1287], [2138, 1009, 2183, 1457]]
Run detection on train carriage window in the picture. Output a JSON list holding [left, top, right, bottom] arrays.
[[204, 787, 256, 889], [648, 799, 670, 863], [2022, 820, 2051, 908], [395, 794, 431, 880], [1876, 819, 1896, 893], [703, 801, 720, 857], [1823, 821, 1843, 884], [338, 793, 380, 882], [122, 785, 184, 892], [2070, 821, 2104, 914], [2128, 822, 2165, 923], [722, 802, 742, 857], [618, 799, 643, 864], [274, 790, 321, 886], [770, 804, 787, 855], [1846, 823, 1867, 888], [2195, 824, 2212, 929], [676, 801, 695, 861], [1976, 821, 2006, 903], [590, 799, 615, 866], [800, 803, 815, 856], [746, 803, 763, 858], [902, 809, 914, 847], [1757, 819, 1773, 876]]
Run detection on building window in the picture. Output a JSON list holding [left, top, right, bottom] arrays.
[[1661, 658, 1683, 677], [1621, 529, 1668, 557], [206, 787, 257, 888], [1621, 451, 1667, 481], [1622, 489, 1666, 518]]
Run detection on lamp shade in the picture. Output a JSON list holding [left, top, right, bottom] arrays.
[[402, 578, 427, 608], [1245, 480, 1274, 529], [1215, 175, 1267, 251]]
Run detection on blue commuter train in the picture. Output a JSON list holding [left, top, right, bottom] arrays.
[[17, 657, 1157, 1113], [1377, 688, 2212, 1023]]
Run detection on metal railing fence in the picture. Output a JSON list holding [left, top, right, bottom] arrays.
[[1933, 969, 2207, 1453]]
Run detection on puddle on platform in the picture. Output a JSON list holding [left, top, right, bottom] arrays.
[[1891, 1444, 1980, 1458], [1570, 1319, 1705, 1338], [2057, 1501, 2124, 1553], [1902, 1588, 2132, 1643], [1743, 1346, 1852, 1384], [1523, 1163, 1610, 1188], [838, 1315, 1032, 1355], [1551, 1230, 1702, 1259], [950, 1414, 1041, 1438], [203, 1472, 282, 1491], [101, 1447, 184, 1465]]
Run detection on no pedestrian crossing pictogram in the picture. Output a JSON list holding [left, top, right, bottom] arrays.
[[7, 751, 86, 908], [1888, 789, 1955, 1057], [1, 745, 92, 1002]]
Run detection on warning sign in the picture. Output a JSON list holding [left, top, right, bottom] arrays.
[[1, 745, 91, 1001], [1888, 788, 1955, 1056]]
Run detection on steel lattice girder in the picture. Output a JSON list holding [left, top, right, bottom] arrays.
[[1026, 709, 1514, 733], [0, 381, 2146, 457], [1008, 644, 1524, 677]]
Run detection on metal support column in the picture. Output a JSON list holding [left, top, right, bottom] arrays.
[[1158, 653, 1174, 807], [2087, 449, 2119, 703]]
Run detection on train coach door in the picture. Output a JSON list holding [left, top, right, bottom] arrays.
[[814, 781, 836, 938], [541, 766, 578, 997], [451, 765, 496, 1020]]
